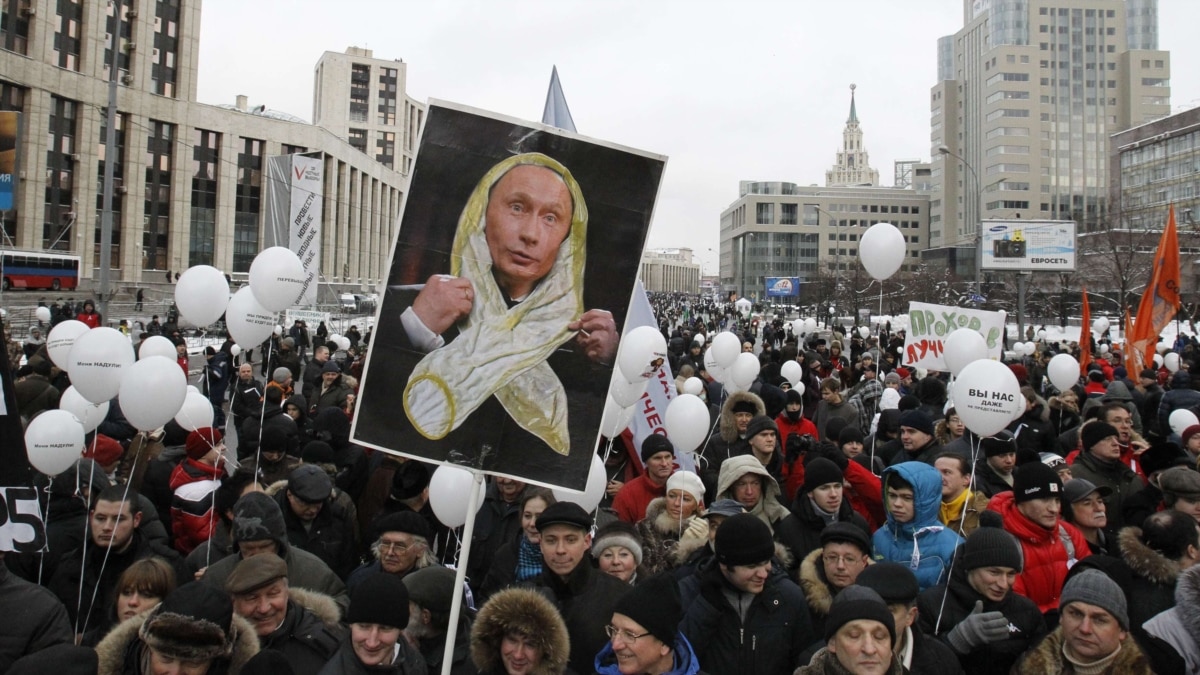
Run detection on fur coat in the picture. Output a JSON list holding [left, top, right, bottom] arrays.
[[1012, 626, 1152, 675], [636, 497, 707, 576]]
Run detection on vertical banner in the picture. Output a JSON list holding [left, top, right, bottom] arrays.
[[288, 155, 323, 306], [263, 155, 291, 248], [0, 111, 19, 211]]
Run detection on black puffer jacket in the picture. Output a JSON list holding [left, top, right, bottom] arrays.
[[521, 555, 630, 675], [916, 549, 1046, 675], [0, 564, 73, 671], [787, 491, 870, 564]]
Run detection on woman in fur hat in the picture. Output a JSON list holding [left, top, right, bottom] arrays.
[[470, 587, 570, 675], [95, 581, 259, 675], [636, 471, 708, 576]]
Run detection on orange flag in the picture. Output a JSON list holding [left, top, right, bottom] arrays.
[[1127, 205, 1182, 369], [1124, 309, 1139, 377], [1079, 286, 1091, 374]]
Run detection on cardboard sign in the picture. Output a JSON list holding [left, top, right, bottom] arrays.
[[0, 486, 46, 553], [903, 302, 1005, 370]]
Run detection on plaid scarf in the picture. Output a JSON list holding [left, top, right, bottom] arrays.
[[516, 535, 545, 581]]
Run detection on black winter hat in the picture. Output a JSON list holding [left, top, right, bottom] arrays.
[[804, 457, 844, 495], [786, 388, 804, 405], [838, 426, 864, 447], [372, 510, 432, 542], [962, 526, 1023, 571], [301, 440, 336, 465], [346, 573, 410, 629], [1013, 461, 1063, 503], [1139, 441, 1188, 477], [819, 521, 871, 555], [823, 417, 849, 444], [141, 582, 236, 662], [715, 513, 775, 567], [857, 562, 919, 604], [823, 585, 896, 644], [391, 460, 431, 501], [1080, 422, 1120, 452], [231, 492, 288, 553], [640, 434, 675, 463], [745, 415, 778, 441], [612, 573, 682, 646], [981, 431, 1018, 458], [731, 399, 758, 415], [898, 410, 935, 436]]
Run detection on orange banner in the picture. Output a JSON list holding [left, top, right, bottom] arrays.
[[1079, 286, 1091, 374], [1127, 205, 1182, 370]]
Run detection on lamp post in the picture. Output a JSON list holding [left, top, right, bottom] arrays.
[[937, 145, 983, 302], [810, 204, 842, 305]]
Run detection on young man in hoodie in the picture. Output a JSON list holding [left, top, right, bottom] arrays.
[[871, 461, 963, 591]]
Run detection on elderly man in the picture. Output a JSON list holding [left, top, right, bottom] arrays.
[[1159, 465, 1200, 524], [1069, 421, 1144, 531], [226, 553, 343, 675], [798, 522, 873, 639], [857, 562, 963, 675], [230, 362, 264, 434], [1015, 569, 1153, 674], [594, 573, 699, 675], [274, 464, 358, 579], [348, 512, 436, 592], [402, 566, 475, 675]]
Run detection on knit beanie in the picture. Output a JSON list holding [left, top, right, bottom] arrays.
[[84, 434, 125, 467], [347, 573, 410, 628], [962, 526, 1023, 571], [715, 513, 775, 567], [612, 573, 682, 646], [745, 415, 779, 441], [140, 582, 236, 662], [185, 427, 223, 461], [804, 457, 844, 495], [838, 426, 865, 447], [898, 410, 935, 436], [1182, 425, 1200, 449], [1081, 422, 1120, 452], [981, 431, 1018, 458], [591, 520, 644, 566], [786, 389, 804, 406], [823, 585, 896, 644], [1012, 461, 1063, 504], [1060, 569, 1129, 629], [230, 492, 288, 553], [640, 434, 675, 464], [666, 470, 705, 504], [857, 562, 919, 605]]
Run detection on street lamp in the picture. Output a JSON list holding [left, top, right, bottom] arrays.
[[810, 204, 843, 301], [937, 145, 983, 300]]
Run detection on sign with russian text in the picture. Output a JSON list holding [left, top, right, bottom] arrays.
[[903, 301, 1005, 370], [981, 219, 1075, 271], [289, 155, 323, 306], [0, 111, 20, 211]]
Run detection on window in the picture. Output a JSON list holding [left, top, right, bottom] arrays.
[[986, 90, 1030, 103], [94, 109, 127, 268], [350, 64, 370, 123], [151, 0, 181, 97], [377, 67, 397, 125], [985, 72, 1030, 86], [780, 203, 797, 225], [986, 108, 1030, 121], [0, 0, 32, 54], [189, 129, 219, 266], [985, 163, 1030, 174], [234, 138, 263, 273], [103, 0, 135, 82], [986, 145, 1030, 156], [54, 0, 83, 71], [143, 120, 174, 270], [44, 96, 78, 251], [985, 200, 1030, 210], [756, 203, 773, 225], [348, 128, 367, 154], [376, 131, 395, 168]]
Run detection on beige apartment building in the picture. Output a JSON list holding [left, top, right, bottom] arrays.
[[640, 248, 701, 294]]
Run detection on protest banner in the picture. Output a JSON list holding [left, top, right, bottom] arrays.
[[903, 301, 1005, 370]]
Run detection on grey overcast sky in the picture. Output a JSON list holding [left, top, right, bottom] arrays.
[[197, 1, 1200, 273]]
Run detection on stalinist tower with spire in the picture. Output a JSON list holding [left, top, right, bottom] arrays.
[[825, 84, 880, 187]]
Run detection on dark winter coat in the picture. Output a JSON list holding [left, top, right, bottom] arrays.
[[48, 529, 181, 627], [699, 391, 764, 503], [1068, 450, 1144, 531], [793, 647, 902, 675], [972, 459, 1013, 499], [230, 376, 264, 434], [1008, 404, 1057, 457], [301, 358, 327, 403], [522, 555, 630, 675], [788, 490, 871, 564], [0, 564, 73, 672], [904, 626, 965, 675], [271, 484, 358, 579], [679, 559, 815, 675], [94, 610, 260, 675], [466, 485, 525, 593], [1143, 565, 1200, 675], [1118, 525, 1184, 638], [259, 588, 345, 675], [14, 374, 60, 420], [1012, 625, 1152, 675], [239, 405, 300, 460], [917, 549, 1047, 675]]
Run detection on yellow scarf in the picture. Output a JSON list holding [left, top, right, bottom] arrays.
[[940, 488, 971, 527]]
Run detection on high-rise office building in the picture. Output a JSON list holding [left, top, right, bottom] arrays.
[[927, 0, 1170, 262]]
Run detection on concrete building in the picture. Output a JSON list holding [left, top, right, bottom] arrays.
[[639, 247, 700, 294], [312, 47, 424, 176], [926, 0, 1172, 270], [0, 0, 415, 293]]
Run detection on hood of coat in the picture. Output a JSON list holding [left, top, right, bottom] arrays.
[[95, 609, 259, 675], [880, 461, 943, 533], [1118, 526, 1182, 586], [287, 587, 341, 626], [470, 588, 570, 675], [1175, 566, 1200, 643], [715, 455, 783, 505], [718, 391, 765, 443], [1103, 380, 1134, 403]]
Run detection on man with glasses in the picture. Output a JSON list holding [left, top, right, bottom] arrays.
[[798, 522, 873, 641], [594, 573, 699, 675], [347, 512, 436, 592], [680, 513, 814, 675]]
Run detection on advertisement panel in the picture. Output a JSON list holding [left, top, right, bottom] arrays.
[[765, 276, 799, 297], [903, 301, 1006, 370], [289, 155, 323, 306], [981, 219, 1076, 271], [0, 111, 20, 211]]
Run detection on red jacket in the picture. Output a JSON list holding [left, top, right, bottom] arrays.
[[776, 413, 819, 501], [612, 474, 666, 523], [169, 458, 224, 554], [76, 311, 101, 328], [987, 490, 1089, 613], [844, 460, 885, 530]]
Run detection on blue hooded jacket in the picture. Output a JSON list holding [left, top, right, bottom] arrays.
[[872, 461, 964, 590], [594, 633, 703, 675]]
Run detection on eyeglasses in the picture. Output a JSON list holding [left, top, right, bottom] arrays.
[[605, 625, 652, 644], [378, 540, 412, 554], [822, 554, 864, 566]]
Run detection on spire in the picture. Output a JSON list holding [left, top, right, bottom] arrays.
[[826, 83, 878, 187], [541, 66, 577, 133], [847, 83, 858, 124]]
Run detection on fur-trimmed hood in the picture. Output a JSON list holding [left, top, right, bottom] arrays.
[[471, 587, 570, 675], [1017, 625, 1152, 674], [718, 391, 765, 443], [643, 497, 701, 535], [797, 547, 871, 617], [1174, 565, 1200, 645], [288, 586, 341, 626], [95, 610, 259, 675], [1118, 526, 1181, 586]]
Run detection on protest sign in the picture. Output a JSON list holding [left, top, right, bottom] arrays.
[[903, 301, 1005, 370]]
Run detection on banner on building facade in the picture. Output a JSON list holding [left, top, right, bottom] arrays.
[[981, 219, 1076, 272], [264, 154, 323, 306], [764, 277, 800, 297], [0, 112, 20, 211], [903, 301, 1005, 370]]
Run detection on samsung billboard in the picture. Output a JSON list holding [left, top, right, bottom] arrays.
[[980, 219, 1076, 272]]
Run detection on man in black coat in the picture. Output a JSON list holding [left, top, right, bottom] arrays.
[[0, 553, 73, 671], [240, 386, 299, 460], [229, 363, 263, 437], [274, 465, 358, 579], [858, 562, 964, 675]]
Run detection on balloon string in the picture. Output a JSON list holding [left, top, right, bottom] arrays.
[[36, 482, 50, 586], [78, 449, 141, 639], [253, 340, 275, 481], [935, 432, 982, 635]]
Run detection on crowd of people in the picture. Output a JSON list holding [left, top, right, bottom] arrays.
[[1, 291, 1199, 675]]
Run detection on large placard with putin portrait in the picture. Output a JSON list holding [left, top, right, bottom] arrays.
[[352, 101, 666, 491]]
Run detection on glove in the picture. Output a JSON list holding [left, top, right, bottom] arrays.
[[946, 600, 1010, 654], [681, 517, 709, 543]]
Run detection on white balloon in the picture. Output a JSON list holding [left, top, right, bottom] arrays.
[[1164, 352, 1181, 373], [664, 394, 710, 453], [187, 385, 200, 395], [791, 381, 806, 397], [804, 318, 818, 334], [274, 325, 284, 336], [1036, 329, 1047, 341], [46, 320, 90, 370], [1169, 409, 1199, 435], [780, 360, 803, 386], [703, 347, 720, 375], [338, 336, 351, 352], [67, 327, 135, 403], [792, 319, 805, 337], [429, 465, 482, 528], [249, 246, 305, 312], [25, 410, 85, 475], [730, 352, 760, 388], [1157, 342, 1172, 355], [1092, 317, 1110, 334], [617, 326, 669, 382], [230, 344, 242, 357], [953, 359, 1023, 437], [723, 379, 746, 395], [1024, 341, 1037, 356], [943, 329, 989, 376], [552, 454, 607, 513], [175, 265, 230, 326], [119, 356, 187, 431], [329, 334, 343, 348], [175, 390, 215, 431], [35, 306, 51, 323], [858, 223, 906, 280], [599, 397, 636, 438], [858, 326, 870, 339], [225, 287, 277, 348], [1047, 353, 1081, 392], [59, 386, 109, 434], [609, 371, 649, 408], [711, 332, 741, 369], [1099, 343, 1110, 354], [1153, 354, 1164, 368], [139, 335, 178, 361], [682, 377, 705, 396]]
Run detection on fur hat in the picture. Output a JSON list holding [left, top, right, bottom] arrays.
[[471, 588, 570, 675], [591, 520, 643, 566], [140, 582, 237, 662]]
